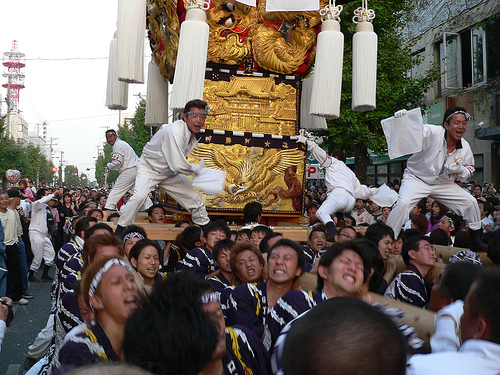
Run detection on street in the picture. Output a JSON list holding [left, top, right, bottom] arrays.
[[0, 268, 53, 375]]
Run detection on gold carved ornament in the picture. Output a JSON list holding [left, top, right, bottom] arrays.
[[190, 144, 305, 212], [147, 0, 180, 81]]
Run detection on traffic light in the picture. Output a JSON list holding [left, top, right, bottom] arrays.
[[52, 167, 58, 172]]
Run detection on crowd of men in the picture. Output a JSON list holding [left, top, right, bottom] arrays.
[[1, 102, 500, 374]]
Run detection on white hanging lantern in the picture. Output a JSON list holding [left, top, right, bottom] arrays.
[[352, 0, 377, 112], [106, 35, 129, 110], [117, 0, 147, 84], [170, 0, 210, 110], [300, 73, 327, 130], [309, 0, 344, 120], [145, 61, 170, 126]]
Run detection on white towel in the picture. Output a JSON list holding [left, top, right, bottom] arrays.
[[191, 168, 227, 196], [266, 0, 320, 11], [235, 0, 256, 6], [370, 184, 399, 208], [381, 107, 423, 160]]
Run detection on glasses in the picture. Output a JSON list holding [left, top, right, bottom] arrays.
[[339, 233, 354, 240], [419, 244, 436, 253]]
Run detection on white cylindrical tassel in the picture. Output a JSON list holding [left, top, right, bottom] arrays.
[[309, 19, 344, 119], [117, 0, 146, 84], [352, 21, 377, 112], [106, 38, 129, 110], [145, 61, 170, 126], [300, 74, 327, 130], [170, 6, 210, 110]]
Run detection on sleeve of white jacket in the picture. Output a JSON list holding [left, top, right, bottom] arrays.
[[32, 193, 55, 211], [107, 143, 124, 171], [430, 300, 463, 353], [307, 140, 330, 167], [353, 179, 379, 199], [162, 130, 198, 175]]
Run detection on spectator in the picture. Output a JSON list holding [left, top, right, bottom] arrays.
[[279, 297, 406, 375], [229, 242, 265, 284], [385, 235, 437, 308], [407, 268, 500, 374], [128, 239, 162, 289]]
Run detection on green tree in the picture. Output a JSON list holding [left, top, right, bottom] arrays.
[[0, 115, 55, 187], [318, 0, 439, 182], [64, 165, 79, 186], [95, 98, 150, 186]]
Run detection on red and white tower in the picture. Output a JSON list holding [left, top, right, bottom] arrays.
[[2, 40, 25, 113]]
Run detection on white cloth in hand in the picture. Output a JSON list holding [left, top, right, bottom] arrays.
[[195, 159, 205, 175], [191, 168, 227, 196], [394, 109, 407, 118]]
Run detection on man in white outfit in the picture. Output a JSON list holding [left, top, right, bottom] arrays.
[[104, 129, 139, 211], [407, 268, 500, 375], [115, 100, 210, 236], [296, 135, 379, 238], [385, 106, 486, 251], [28, 188, 55, 283]]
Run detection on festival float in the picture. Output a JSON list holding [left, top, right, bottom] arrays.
[[106, 0, 378, 226]]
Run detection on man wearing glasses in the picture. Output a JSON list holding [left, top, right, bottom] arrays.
[[384, 235, 437, 308], [115, 100, 211, 236]]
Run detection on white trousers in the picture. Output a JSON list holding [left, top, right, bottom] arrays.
[[27, 313, 54, 359], [118, 160, 209, 227], [29, 232, 55, 271], [316, 188, 356, 225], [105, 167, 137, 210], [387, 172, 481, 237]]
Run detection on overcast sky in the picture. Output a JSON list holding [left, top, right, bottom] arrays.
[[1, 0, 147, 181]]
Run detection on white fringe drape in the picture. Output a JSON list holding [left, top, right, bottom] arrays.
[[309, 19, 344, 119], [352, 21, 377, 112], [145, 61, 170, 126], [117, 0, 146, 84], [170, 7, 209, 110], [300, 73, 327, 130], [106, 37, 128, 110]]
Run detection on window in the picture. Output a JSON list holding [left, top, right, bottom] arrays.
[[437, 25, 488, 93], [471, 27, 486, 85], [411, 49, 427, 79], [440, 32, 461, 89]]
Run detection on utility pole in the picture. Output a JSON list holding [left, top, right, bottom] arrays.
[[59, 150, 63, 186]]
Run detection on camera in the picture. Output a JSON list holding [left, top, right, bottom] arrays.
[[0, 299, 14, 327]]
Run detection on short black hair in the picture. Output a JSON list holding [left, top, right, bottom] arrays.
[[128, 239, 161, 265], [243, 201, 262, 223], [364, 222, 395, 245], [123, 272, 218, 375], [74, 216, 98, 239], [282, 297, 406, 375], [330, 150, 346, 163], [84, 222, 114, 239], [107, 212, 120, 221], [203, 219, 230, 239], [235, 229, 252, 242], [212, 239, 235, 260], [184, 99, 208, 114], [259, 232, 283, 254], [439, 261, 481, 302], [251, 225, 272, 237], [401, 234, 428, 265], [176, 226, 202, 253], [268, 238, 305, 276], [317, 240, 372, 291], [429, 228, 449, 246], [308, 226, 326, 240], [467, 268, 500, 344], [147, 204, 165, 217]]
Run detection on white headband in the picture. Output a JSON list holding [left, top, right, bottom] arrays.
[[201, 292, 220, 304], [88, 258, 135, 298], [444, 110, 471, 124], [122, 232, 145, 244], [186, 104, 211, 116]]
